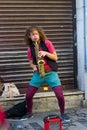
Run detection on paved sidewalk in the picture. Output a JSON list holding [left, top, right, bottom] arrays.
[[8, 107, 87, 130]]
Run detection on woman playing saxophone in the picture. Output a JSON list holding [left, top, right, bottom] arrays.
[[23, 26, 70, 123]]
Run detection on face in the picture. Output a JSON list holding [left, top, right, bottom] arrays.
[[29, 30, 40, 43]]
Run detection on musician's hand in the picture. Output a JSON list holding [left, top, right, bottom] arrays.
[[33, 65, 37, 71], [38, 51, 47, 57]]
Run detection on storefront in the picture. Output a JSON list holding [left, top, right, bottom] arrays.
[[0, 0, 77, 94]]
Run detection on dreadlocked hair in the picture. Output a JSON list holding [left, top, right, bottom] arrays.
[[24, 26, 47, 46]]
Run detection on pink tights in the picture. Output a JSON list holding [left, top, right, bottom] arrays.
[[52, 86, 65, 114], [26, 86, 38, 114], [26, 85, 65, 114]]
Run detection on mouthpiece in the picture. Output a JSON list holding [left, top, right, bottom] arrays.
[[34, 38, 37, 42]]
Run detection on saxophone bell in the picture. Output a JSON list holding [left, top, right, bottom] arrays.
[[38, 60, 45, 77]]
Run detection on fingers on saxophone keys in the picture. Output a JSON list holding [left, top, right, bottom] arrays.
[[38, 52, 42, 57]]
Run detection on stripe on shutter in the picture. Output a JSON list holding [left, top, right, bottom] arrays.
[[0, 0, 75, 93]]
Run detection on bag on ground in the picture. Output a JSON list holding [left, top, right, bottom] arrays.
[[5, 101, 27, 118]]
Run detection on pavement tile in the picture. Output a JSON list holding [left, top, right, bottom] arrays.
[[8, 107, 87, 130]]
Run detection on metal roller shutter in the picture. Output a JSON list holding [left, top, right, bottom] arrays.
[[0, 0, 76, 93]]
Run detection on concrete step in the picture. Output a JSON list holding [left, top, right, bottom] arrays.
[[0, 89, 84, 112]]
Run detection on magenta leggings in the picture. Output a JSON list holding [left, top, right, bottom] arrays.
[[26, 85, 65, 114]]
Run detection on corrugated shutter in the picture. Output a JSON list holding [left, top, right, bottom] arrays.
[[0, 0, 76, 93]]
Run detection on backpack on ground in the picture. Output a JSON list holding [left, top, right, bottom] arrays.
[[5, 101, 27, 119]]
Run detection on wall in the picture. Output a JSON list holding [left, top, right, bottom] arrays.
[[76, 0, 87, 99], [84, 0, 87, 99]]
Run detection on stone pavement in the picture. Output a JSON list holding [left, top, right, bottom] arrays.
[[8, 107, 87, 130]]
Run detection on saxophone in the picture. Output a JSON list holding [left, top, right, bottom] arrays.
[[35, 41, 45, 77]]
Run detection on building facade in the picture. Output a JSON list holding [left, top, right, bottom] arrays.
[[76, 0, 87, 102], [0, 0, 87, 104], [0, 0, 87, 112], [0, 0, 77, 93]]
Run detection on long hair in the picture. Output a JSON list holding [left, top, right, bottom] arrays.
[[25, 26, 47, 46]]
